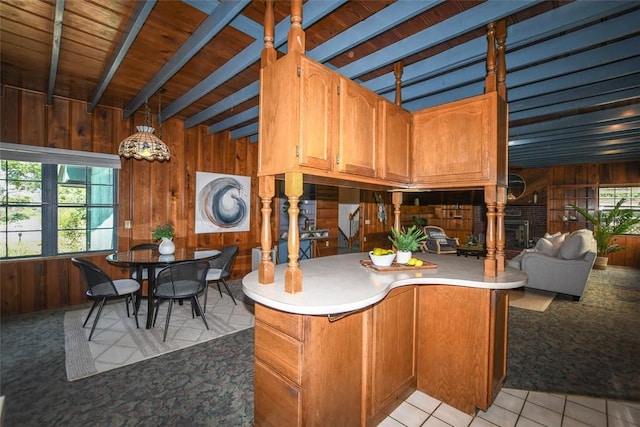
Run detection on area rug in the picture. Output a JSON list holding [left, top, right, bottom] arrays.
[[508, 288, 556, 312], [64, 288, 254, 381]]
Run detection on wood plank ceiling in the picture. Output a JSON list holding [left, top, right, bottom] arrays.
[[1, 0, 639, 169]]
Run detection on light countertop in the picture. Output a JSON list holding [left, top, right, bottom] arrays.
[[242, 252, 527, 315]]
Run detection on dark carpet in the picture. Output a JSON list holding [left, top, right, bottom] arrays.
[[1, 267, 639, 426]]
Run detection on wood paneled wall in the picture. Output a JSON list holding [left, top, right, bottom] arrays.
[[0, 86, 265, 316]]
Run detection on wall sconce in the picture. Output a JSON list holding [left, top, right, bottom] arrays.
[[533, 191, 538, 204]]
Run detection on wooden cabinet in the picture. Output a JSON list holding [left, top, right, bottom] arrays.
[[258, 51, 412, 185], [337, 76, 379, 178], [379, 98, 411, 182], [411, 92, 507, 189], [547, 185, 596, 233], [417, 286, 508, 413], [367, 286, 418, 424], [254, 303, 365, 426]]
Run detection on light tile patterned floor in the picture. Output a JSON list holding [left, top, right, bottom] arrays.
[[378, 388, 640, 427]]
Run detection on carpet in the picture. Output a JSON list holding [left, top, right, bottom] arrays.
[[64, 287, 254, 381], [508, 288, 556, 312]]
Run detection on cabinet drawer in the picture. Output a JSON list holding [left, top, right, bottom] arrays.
[[255, 321, 302, 384], [255, 360, 302, 426], [256, 303, 304, 340]]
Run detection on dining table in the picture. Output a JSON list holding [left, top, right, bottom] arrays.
[[107, 247, 220, 329]]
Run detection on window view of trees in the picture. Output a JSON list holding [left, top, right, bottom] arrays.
[[1, 160, 117, 259], [599, 186, 640, 234]]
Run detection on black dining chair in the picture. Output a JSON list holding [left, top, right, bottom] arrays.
[[153, 260, 210, 342], [129, 243, 159, 284], [203, 244, 239, 311], [71, 258, 140, 341]]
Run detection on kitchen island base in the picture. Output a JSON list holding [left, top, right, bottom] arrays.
[[253, 285, 509, 425]]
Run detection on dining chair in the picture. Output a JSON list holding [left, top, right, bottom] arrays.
[[203, 244, 239, 311], [153, 260, 210, 342], [129, 243, 159, 284], [71, 258, 140, 341]]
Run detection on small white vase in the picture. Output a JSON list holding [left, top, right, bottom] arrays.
[[396, 250, 412, 264], [158, 237, 175, 255]]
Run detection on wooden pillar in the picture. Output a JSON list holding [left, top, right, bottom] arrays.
[[485, 22, 497, 94], [496, 20, 507, 100], [484, 185, 497, 277], [496, 186, 506, 272], [258, 175, 275, 284], [288, 0, 305, 54], [261, 0, 276, 66], [394, 62, 403, 106], [392, 191, 403, 231], [285, 172, 303, 293]]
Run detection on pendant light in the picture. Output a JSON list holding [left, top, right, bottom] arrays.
[[118, 90, 170, 161]]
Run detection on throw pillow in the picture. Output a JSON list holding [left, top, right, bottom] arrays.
[[558, 229, 593, 260], [534, 237, 561, 257]]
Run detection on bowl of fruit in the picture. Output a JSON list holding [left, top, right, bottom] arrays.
[[369, 248, 396, 267]]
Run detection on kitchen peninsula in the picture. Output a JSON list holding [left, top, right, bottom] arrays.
[[243, 252, 527, 424]]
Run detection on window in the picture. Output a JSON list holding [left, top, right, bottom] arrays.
[[598, 186, 640, 235], [0, 143, 120, 259]]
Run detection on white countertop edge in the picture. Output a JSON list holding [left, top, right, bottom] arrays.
[[243, 252, 527, 316]]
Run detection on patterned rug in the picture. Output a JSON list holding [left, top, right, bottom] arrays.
[[64, 288, 254, 381], [509, 288, 556, 312]]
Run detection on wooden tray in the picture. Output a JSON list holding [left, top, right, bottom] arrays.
[[360, 259, 437, 271]]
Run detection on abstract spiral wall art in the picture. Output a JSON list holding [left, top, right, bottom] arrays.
[[195, 172, 250, 233]]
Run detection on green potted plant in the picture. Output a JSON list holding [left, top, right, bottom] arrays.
[[389, 225, 427, 264], [152, 223, 175, 255], [572, 198, 640, 269]]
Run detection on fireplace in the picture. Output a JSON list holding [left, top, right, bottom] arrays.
[[505, 219, 529, 248]]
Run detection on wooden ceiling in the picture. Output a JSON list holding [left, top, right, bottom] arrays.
[[1, 0, 639, 169]]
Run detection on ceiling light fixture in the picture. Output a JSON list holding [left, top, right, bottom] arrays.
[[118, 90, 170, 161]]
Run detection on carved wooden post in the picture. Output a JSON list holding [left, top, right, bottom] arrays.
[[484, 185, 497, 277], [496, 186, 506, 272], [261, 0, 276, 66], [485, 22, 497, 94], [394, 62, 403, 106], [496, 20, 507, 100], [392, 191, 403, 231], [288, 0, 305, 53], [258, 175, 275, 284], [285, 172, 303, 293]]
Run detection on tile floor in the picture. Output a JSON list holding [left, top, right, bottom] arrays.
[[378, 388, 640, 427]]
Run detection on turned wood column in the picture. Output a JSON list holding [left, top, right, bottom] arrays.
[[258, 175, 275, 284], [484, 185, 497, 277], [496, 186, 506, 272], [392, 192, 403, 231], [261, 0, 276, 66], [285, 172, 303, 293], [288, 0, 305, 53]]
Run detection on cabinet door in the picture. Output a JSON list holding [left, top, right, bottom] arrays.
[[298, 57, 337, 171], [380, 99, 411, 182], [370, 286, 418, 418], [338, 77, 378, 177]]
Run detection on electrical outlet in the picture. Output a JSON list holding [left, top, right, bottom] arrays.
[[325, 241, 329, 247], [124, 220, 132, 229], [365, 219, 370, 225]]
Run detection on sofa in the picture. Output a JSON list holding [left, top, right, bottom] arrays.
[[507, 229, 597, 300], [421, 226, 459, 254]]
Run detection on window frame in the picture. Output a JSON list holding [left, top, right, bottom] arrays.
[[598, 186, 640, 235], [0, 143, 121, 259]]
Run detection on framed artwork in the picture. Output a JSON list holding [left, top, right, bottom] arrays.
[[195, 172, 250, 233]]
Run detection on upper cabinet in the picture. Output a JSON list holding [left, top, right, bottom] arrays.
[[379, 98, 412, 183], [411, 92, 507, 189], [258, 52, 410, 185]]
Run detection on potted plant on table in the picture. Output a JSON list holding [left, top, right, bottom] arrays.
[[389, 225, 427, 264], [152, 223, 175, 255], [572, 198, 640, 269]]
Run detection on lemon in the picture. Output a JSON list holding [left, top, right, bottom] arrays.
[[372, 248, 383, 256], [415, 260, 424, 267], [407, 258, 417, 266]]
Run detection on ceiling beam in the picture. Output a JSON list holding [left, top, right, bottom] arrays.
[[89, 0, 156, 112], [123, 0, 251, 118], [47, 0, 66, 105], [174, 0, 347, 125]]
